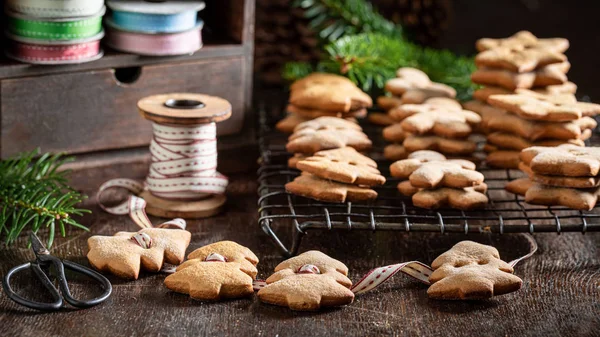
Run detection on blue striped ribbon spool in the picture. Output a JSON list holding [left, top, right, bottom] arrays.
[[110, 10, 198, 33]]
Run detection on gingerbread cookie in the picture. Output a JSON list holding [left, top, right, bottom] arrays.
[[520, 162, 600, 188], [258, 251, 354, 311], [392, 102, 481, 138], [311, 146, 377, 167], [287, 118, 371, 153], [288, 153, 306, 169], [428, 241, 523, 300], [293, 116, 363, 132], [383, 144, 409, 161], [483, 112, 596, 141], [296, 155, 385, 186], [368, 112, 396, 126], [285, 173, 377, 203], [383, 123, 410, 142], [520, 145, 600, 177], [164, 241, 259, 300], [412, 184, 488, 210], [473, 82, 577, 102], [475, 45, 567, 73], [290, 74, 372, 112], [486, 132, 587, 151], [287, 104, 367, 119], [276, 114, 310, 133], [87, 228, 191, 279], [505, 178, 533, 196], [524, 183, 600, 210], [390, 155, 483, 189], [376, 96, 403, 111], [385, 67, 456, 102], [471, 61, 570, 90], [485, 150, 521, 169], [397, 180, 487, 197], [403, 135, 477, 156], [476, 31, 569, 53], [462, 100, 507, 134], [488, 91, 600, 121]]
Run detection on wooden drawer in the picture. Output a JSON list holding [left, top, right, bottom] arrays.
[[0, 57, 247, 158]]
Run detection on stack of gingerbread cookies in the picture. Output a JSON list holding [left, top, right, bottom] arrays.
[[464, 31, 597, 169], [276, 73, 372, 133], [506, 145, 600, 210], [389, 150, 488, 210], [382, 97, 481, 161], [285, 146, 386, 203], [369, 67, 456, 128]]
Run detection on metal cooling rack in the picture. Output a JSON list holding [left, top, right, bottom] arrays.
[[257, 105, 600, 256]]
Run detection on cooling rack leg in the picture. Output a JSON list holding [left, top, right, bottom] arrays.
[[260, 219, 296, 257]]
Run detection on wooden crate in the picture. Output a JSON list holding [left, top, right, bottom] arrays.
[[0, 0, 256, 171]]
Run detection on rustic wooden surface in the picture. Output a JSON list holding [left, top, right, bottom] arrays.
[[0, 160, 598, 337]]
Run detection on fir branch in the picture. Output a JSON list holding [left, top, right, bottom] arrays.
[[286, 0, 478, 100], [295, 0, 401, 41], [0, 150, 90, 248]]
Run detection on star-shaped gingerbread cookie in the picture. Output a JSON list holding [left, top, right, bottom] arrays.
[[428, 241, 523, 300], [87, 228, 191, 279], [471, 61, 570, 90], [164, 241, 259, 300], [390, 99, 481, 138], [488, 90, 600, 121], [385, 68, 456, 103], [390, 155, 483, 189], [520, 144, 600, 177], [476, 30, 569, 53], [258, 251, 354, 311], [475, 45, 567, 73]]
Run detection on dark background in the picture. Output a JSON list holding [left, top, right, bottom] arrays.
[[436, 0, 600, 101]]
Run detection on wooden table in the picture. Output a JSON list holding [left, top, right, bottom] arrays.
[[0, 160, 598, 337]]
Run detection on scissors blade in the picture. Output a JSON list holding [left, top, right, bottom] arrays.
[[30, 232, 49, 256]]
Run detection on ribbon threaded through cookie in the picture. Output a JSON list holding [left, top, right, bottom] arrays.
[[131, 233, 152, 249], [297, 264, 321, 274], [205, 253, 227, 262]]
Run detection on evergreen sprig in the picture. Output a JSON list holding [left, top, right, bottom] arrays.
[[0, 150, 90, 248], [285, 0, 478, 100], [296, 0, 401, 41]]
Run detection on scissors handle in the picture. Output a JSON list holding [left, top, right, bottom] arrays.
[[2, 256, 112, 311], [3, 262, 63, 311]]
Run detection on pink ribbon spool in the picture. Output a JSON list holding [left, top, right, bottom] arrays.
[[6, 39, 102, 65], [104, 22, 203, 56]]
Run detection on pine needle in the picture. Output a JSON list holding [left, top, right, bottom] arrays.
[[0, 150, 90, 247]]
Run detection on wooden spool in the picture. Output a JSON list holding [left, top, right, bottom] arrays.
[[137, 93, 231, 219]]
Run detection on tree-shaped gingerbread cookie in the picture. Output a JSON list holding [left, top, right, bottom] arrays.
[[257, 251, 354, 311], [87, 227, 191, 279], [427, 241, 522, 300], [164, 241, 259, 300]]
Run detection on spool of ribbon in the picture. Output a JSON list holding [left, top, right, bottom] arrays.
[[98, 93, 231, 220], [6, 8, 105, 42], [106, 0, 205, 33], [104, 21, 203, 56], [5, 39, 103, 65], [5, 0, 105, 18]]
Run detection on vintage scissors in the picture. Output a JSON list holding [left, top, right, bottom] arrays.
[[2, 233, 112, 311]]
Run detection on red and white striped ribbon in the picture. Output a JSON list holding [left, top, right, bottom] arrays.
[[97, 122, 228, 228]]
